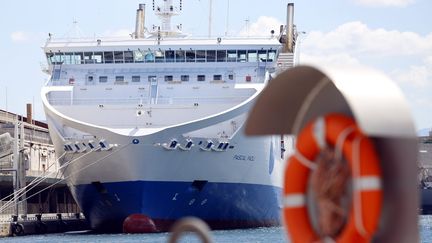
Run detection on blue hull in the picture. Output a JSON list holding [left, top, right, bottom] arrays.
[[71, 181, 282, 232]]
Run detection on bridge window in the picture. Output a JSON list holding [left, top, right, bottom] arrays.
[[237, 50, 247, 62], [124, 51, 134, 63], [186, 50, 195, 62], [176, 50, 185, 62], [247, 50, 257, 62], [84, 52, 94, 64], [258, 50, 267, 62], [114, 51, 124, 63], [155, 50, 164, 63], [197, 75, 206, 81], [145, 51, 155, 62], [132, 76, 141, 82], [181, 75, 189, 81], [227, 50, 236, 62], [196, 50, 206, 62], [217, 50, 226, 62], [93, 52, 103, 64], [103, 52, 113, 63], [165, 75, 173, 82], [206, 50, 216, 62], [64, 52, 74, 65], [134, 50, 144, 63], [268, 50, 277, 62], [115, 76, 124, 82], [99, 76, 108, 83], [165, 50, 175, 62]]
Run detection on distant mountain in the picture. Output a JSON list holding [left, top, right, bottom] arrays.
[[418, 128, 431, 137]]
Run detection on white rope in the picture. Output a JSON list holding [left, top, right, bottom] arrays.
[[0, 151, 67, 210], [0, 143, 131, 214], [313, 117, 326, 149], [294, 152, 317, 170], [334, 126, 356, 162], [0, 148, 97, 213]]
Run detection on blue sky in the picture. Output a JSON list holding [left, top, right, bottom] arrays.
[[0, 0, 431, 130]]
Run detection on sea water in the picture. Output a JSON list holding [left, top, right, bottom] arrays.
[[2, 215, 432, 243]]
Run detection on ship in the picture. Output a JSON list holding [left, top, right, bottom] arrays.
[[41, 1, 297, 232]]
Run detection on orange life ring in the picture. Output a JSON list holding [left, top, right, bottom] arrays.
[[283, 114, 382, 243]]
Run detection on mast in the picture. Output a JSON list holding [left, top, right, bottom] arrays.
[[208, 0, 213, 38]]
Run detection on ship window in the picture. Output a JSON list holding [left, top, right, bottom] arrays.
[[186, 50, 195, 62], [206, 50, 216, 62], [258, 50, 267, 62], [148, 75, 157, 82], [84, 52, 94, 64], [181, 75, 189, 81], [247, 50, 257, 62], [268, 50, 277, 62], [196, 50, 206, 62], [124, 51, 134, 63], [217, 50, 226, 62], [237, 50, 247, 62], [134, 50, 145, 63], [87, 76, 94, 82], [103, 52, 114, 63], [114, 51, 124, 63], [228, 74, 234, 80], [227, 50, 236, 62], [165, 50, 175, 62], [93, 52, 103, 64], [132, 76, 141, 82], [213, 75, 222, 81], [46, 53, 54, 65], [144, 51, 155, 62], [64, 52, 74, 65], [164, 75, 173, 82], [73, 52, 83, 64], [116, 76, 125, 82], [176, 50, 185, 62], [99, 76, 108, 83], [197, 75, 206, 81], [155, 50, 164, 63], [51, 52, 63, 64]]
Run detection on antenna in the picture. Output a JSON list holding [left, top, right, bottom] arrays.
[[208, 0, 213, 38], [225, 0, 230, 36]]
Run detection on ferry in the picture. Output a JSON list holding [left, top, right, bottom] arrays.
[[41, 1, 297, 231]]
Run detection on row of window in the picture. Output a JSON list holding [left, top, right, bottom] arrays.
[[47, 49, 278, 65], [85, 74, 234, 83]]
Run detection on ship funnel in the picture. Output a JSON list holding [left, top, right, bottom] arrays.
[[286, 3, 294, 53], [135, 4, 146, 39]]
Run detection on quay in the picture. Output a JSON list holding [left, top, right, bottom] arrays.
[[419, 131, 432, 214], [0, 107, 88, 236]]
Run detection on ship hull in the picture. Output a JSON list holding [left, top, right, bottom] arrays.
[[71, 180, 281, 232]]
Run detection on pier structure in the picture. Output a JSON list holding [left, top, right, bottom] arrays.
[[0, 108, 82, 236]]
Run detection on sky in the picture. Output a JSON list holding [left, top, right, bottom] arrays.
[[0, 0, 431, 131]]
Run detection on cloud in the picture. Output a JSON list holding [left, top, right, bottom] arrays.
[[301, 21, 432, 57], [353, 0, 415, 7], [238, 16, 282, 37], [10, 31, 30, 42]]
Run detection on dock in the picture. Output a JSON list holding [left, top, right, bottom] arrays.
[[0, 107, 88, 237]]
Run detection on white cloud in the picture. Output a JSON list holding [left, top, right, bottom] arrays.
[[354, 0, 415, 7], [301, 21, 432, 57], [10, 31, 30, 42], [238, 16, 282, 37]]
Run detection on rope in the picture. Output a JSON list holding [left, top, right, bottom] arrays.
[[0, 142, 131, 215]]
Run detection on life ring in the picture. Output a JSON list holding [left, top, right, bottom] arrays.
[[283, 114, 382, 243]]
